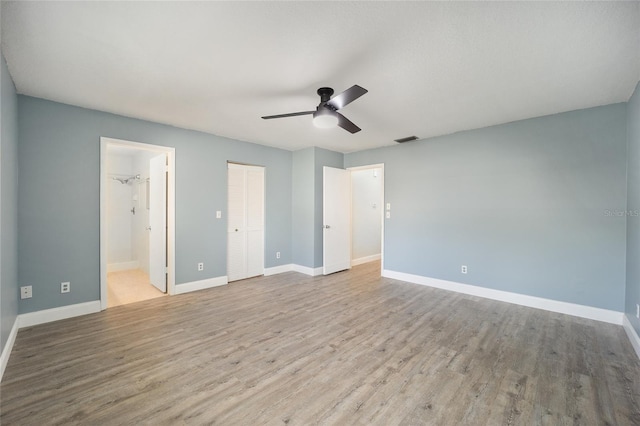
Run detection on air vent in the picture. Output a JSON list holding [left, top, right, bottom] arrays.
[[394, 136, 419, 143]]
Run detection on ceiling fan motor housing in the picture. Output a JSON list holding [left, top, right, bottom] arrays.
[[317, 87, 334, 103]]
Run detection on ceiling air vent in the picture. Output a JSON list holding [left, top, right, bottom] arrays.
[[394, 136, 419, 143]]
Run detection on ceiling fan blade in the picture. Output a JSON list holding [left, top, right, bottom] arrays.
[[261, 111, 315, 120], [325, 85, 368, 110], [336, 112, 361, 134]]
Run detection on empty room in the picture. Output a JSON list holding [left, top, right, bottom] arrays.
[[1, 1, 640, 424]]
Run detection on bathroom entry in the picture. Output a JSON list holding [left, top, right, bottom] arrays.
[[100, 138, 176, 309]]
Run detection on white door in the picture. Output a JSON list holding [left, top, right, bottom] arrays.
[[323, 166, 351, 275], [149, 154, 167, 292], [228, 163, 264, 282]]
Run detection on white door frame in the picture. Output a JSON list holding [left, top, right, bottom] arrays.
[[346, 163, 385, 272], [99, 137, 176, 310]]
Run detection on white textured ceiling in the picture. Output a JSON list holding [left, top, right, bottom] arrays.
[[2, 1, 639, 153]]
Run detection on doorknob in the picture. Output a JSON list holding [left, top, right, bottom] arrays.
[[324, 225, 331, 229], [146, 226, 151, 231], [235, 229, 238, 232]]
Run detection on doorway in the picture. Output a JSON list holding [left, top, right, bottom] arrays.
[[349, 165, 384, 269], [100, 137, 176, 309], [322, 164, 384, 275]]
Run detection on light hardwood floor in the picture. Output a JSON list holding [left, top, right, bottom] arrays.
[[2, 262, 639, 425]]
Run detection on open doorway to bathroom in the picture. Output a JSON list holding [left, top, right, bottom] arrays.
[[100, 137, 176, 310]]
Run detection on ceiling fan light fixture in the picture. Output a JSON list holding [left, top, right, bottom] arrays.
[[313, 108, 338, 129], [262, 85, 366, 134]]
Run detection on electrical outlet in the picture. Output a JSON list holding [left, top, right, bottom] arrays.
[[636, 304, 639, 319], [198, 262, 204, 271], [386, 211, 391, 219], [276, 251, 281, 259], [20, 286, 32, 299], [461, 265, 468, 274], [61, 282, 70, 293]]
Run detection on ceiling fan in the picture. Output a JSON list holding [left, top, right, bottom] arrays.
[[261, 85, 368, 133]]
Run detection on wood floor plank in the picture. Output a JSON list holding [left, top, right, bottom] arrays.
[[2, 261, 639, 425]]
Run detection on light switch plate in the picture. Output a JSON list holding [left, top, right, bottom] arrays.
[[216, 211, 222, 219]]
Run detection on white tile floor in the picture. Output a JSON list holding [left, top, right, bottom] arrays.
[[107, 269, 166, 308]]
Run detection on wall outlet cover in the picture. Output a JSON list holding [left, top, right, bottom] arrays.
[[20, 285, 32, 299]]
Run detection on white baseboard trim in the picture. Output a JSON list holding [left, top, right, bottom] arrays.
[[264, 264, 293, 276], [292, 264, 324, 276], [623, 314, 640, 360], [19, 301, 102, 328], [175, 276, 228, 295], [0, 317, 19, 383], [382, 269, 623, 325], [352, 254, 381, 266], [107, 261, 139, 272]]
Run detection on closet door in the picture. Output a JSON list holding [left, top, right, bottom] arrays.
[[245, 167, 265, 278], [227, 163, 264, 282]]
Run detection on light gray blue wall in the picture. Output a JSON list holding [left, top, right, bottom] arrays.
[[11, 92, 635, 316], [346, 104, 628, 311], [18, 96, 292, 313], [313, 148, 344, 268], [1, 52, 19, 350], [626, 81, 640, 334], [292, 148, 315, 268]]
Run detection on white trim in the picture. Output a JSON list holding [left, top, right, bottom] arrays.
[[18, 301, 101, 328], [264, 264, 293, 276], [351, 254, 381, 266], [100, 137, 177, 311], [292, 264, 324, 276], [0, 318, 19, 383], [107, 261, 139, 272], [382, 269, 624, 325], [175, 276, 228, 295], [228, 162, 265, 171], [623, 315, 640, 360]]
